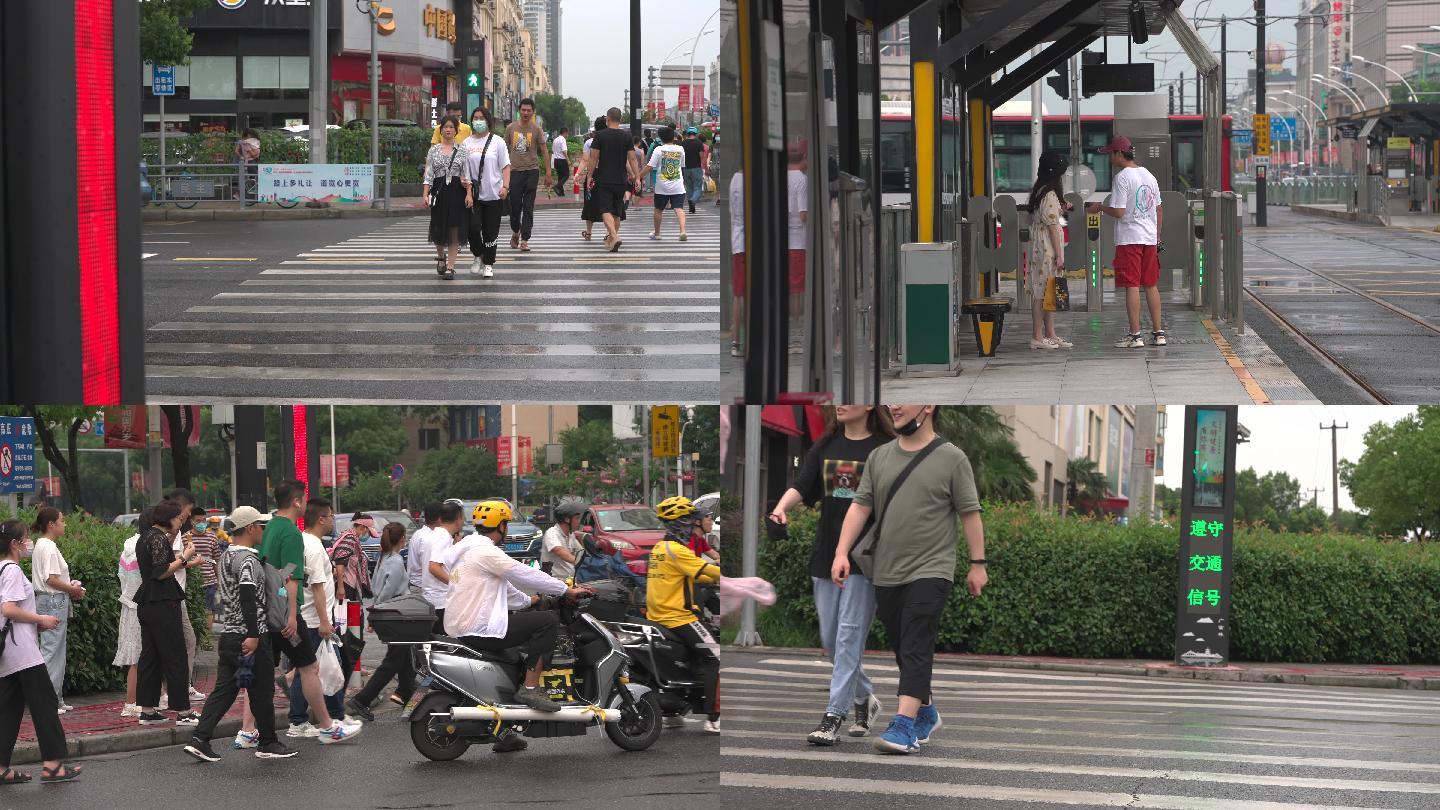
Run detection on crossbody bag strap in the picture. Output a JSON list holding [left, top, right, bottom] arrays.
[[869, 436, 947, 555]]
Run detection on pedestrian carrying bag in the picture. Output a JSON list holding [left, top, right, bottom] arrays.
[[851, 437, 948, 580], [317, 637, 345, 696], [1044, 275, 1071, 312], [429, 145, 462, 205], [0, 562, 16, 661]]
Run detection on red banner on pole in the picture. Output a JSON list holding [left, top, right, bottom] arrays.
[[677, 84, 690, 111], [161, 405, 202, 448], [103, 406, 147, 449], [320, 454, 350, 487], [496, 436, 533, 475]]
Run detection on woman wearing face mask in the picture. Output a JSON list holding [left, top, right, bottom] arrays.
[[0, 520, 81, 783], [29, 508, 83, 714], [769, 406, 898, 746], [462, 107, 511, 279]]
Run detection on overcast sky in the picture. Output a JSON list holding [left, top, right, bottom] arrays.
[[1027, 0, 1306, 115], [559, 0, 720, 123], [1158, 406, 1417, 512]]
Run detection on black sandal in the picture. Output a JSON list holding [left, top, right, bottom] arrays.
[[40, 763, 80, 784], [442, 267, 455, 280], [0, 768, 31, 785], [435, 257, 446, 276]]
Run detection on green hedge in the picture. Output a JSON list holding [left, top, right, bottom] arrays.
[[757, 502, 1440, 664], [1, 508, 212, 694]]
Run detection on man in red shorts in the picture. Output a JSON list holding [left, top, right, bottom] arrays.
[[1086, 135, 1166, 348]]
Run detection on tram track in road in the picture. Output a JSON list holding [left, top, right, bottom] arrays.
[[1243, 224, 1440, 404]]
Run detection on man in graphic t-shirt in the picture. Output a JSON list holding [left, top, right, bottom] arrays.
[[1086, 135, 1165, 349], [504, 98, 550, 252]]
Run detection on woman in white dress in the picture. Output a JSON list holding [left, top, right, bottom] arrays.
[[1027, 150, 1074, 350], [114, 517, 145, 717]]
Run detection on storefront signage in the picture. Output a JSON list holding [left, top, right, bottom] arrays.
[[0, 416, 37, 495], [1387, 137, 1410, 150], [257, 163, 376, 204], [1174, 406, 1237, 667], [192, 0, 339, 29], [1329, 0, 1348, 74], [423, 4, 455, 43]]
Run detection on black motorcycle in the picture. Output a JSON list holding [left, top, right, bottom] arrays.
[[583, 579, 714, 726]]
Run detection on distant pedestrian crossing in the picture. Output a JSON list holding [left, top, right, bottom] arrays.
[[720, 649, 1440, 809], [144, 207, 720, 401]]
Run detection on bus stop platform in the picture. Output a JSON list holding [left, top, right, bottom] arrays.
[[883, 288, 1318, 404], [1293, 203, 1440, 232]]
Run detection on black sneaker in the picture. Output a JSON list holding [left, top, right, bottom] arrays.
[[345, 698, 375, 723], [255, 740, 299, 759], [174, 712, 200, 726], [183, 737, 221, 763], [512, 685, 562, 713], [138, 712, 169, 725], [807, 713, 843, 746], [849, 694, 882, 737], [492, 730, 528, 753]]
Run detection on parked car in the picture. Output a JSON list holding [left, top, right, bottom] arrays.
[[496, 520, 544, 564], [580, 504, 668, 575], [112, 513, 142, 529], [345, 118, 420, 129]]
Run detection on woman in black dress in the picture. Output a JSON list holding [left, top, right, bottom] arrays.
[[134, 500, 200, 725], [423, 115, 470, 280]]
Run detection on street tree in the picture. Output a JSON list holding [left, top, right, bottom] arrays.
[[1067, 457, 1110, 515], [399, 445, 506, 506], [1341, 406, 1440, 540], [315, 406, 409, 475], [933, 407, 1035, 503], [140, 0, 210, 66], [531, 93, 590, 135], [560, 420, 620, 470], [344, 471, 403, 513]]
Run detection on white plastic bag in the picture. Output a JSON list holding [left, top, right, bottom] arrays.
[[317, 638, 345, 696]]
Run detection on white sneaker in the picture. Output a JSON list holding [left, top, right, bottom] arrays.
[[482, 265, 494, 279], [470, 257, 482, 276], [663, 715, 687, 729], [120, 703, 141, 718], [233, 729, 260, 749], [286, 722, 320, 738], [1048, 336, 1074, 348], [56, 704, 69, 715], [316, 720, 364, 745], [189, 686, 207, 701], [703, 719, 721, 735], [1114, 333, 1146, 349]]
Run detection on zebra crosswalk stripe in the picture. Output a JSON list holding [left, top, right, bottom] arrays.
[[145, 208, 720, 399]]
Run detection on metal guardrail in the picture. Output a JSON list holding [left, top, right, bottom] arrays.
[[143, 161, 393, 208], [1233, 176, 1360, 207], [1367, 176, 1392, 227]]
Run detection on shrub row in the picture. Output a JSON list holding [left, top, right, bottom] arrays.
[[757, 503, 1440, 664], [1, 508, 212, 694]]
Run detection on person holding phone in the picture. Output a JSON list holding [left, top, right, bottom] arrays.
[[28, 508, 82, 714]]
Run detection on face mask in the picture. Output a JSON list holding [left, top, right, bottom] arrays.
[[474, 121, 489, 135], [18, 539, 33, 559], [895, 409, 929, 436]]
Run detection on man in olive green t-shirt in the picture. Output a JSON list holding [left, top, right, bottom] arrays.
[[832, 405, 988, 756], [504, 97, 550, 251]]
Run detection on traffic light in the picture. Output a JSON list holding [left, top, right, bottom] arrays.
[[1048, 61, 1069, 100], [647, 65, 657, 89], [465, 70, 482, 90]]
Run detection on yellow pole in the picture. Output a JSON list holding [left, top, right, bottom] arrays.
[[914, 62, 936, 242]]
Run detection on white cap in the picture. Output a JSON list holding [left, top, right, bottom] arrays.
[[227, 505, 268, 531]]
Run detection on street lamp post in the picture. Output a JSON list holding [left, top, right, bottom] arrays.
[[357, 0, 381, 207], [1284, 90, 1330, 168], [676, 407, 694, 499], [1312, 74, 1363, 109], [1330, 65, 1386, 108], [1353, 54, 1417, 102], [1269, 96, 1313, 170], [685, 9, 719, 126]]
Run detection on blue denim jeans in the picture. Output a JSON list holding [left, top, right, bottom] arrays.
[[811, 574, 877, 717], [35, 591, 69, 700], [683, 167, 705, 205], [288, 627, 345, 726]]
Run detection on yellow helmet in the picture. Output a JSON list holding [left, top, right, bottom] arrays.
[[655, 496, 696, 522], [472, 500, 514, 529]]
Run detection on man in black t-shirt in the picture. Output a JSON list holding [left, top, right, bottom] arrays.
[[584, 107, 641, 252], [680, 128, 706, 214]]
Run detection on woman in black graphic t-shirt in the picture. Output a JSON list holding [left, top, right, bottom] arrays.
[[769, 406, 896, 747]]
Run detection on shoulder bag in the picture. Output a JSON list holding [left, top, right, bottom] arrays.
[[851, 436, 948, 580], [429, 145, 462, 206]]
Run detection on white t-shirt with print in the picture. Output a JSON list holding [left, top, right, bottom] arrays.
[[462, 134, 511, 201], [649, 144, 686, 196], [299, 532, 338, 629], [30, 538, 70, 595], [1107, 165, 1161, 245], [729, 171, 744, 254]]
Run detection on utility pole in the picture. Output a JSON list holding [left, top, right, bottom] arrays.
[[642, 406, 651, 505], [1219, 15, 1227, 115], [1256, 0, 1267, 226], [1320, 421, 1348, 528], [1307, 486, 1324, 506], [510, 405, 520, 507], [309, 0, 329, 165], [630, 0, 642, 140], [1180, 71, 1185, 115]]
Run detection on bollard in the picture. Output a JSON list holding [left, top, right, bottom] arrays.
[[1189, 194, 1206, 310]]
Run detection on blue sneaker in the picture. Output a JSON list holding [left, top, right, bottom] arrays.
[[872, 715, 919, 755], [914, 704, 943, 745]]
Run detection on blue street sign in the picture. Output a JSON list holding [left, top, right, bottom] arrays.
[[0, 416, 38, 494], [152, 64, 176, 97], [708, 104, 720, 118], [390, 463, 405, 482], [1233, 129, 1252, 145], [1270, 117, 1298, 140]]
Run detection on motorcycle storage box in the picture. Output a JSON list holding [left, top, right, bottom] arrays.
[[368, 593, 437, 643], [584, 578, 642, 622]]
